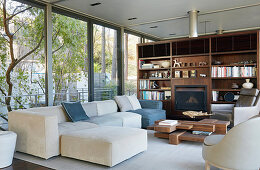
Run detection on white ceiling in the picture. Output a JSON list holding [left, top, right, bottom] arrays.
[[38, 0, 260, 39]]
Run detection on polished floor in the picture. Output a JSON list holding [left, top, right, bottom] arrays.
[[1, 158, 53, 170]]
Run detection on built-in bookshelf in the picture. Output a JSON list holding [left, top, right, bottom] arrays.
[[137, 30, 260, 119]]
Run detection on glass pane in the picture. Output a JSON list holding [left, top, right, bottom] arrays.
[[93, 24, 118, 101], [52, 12, 88, 105], [124, 33, 141, 95], [0, 0, 45, 128]]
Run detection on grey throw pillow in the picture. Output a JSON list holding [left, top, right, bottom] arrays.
[[61, 101, 89, 122], [114, 96, 133, 112]]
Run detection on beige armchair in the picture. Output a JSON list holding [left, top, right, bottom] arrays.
[[202, 117, 260, 170], [211, 88, 260, 126]]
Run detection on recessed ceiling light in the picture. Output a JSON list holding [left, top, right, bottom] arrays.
[[169, 33, 176, 36], [90, 2, 101, 6], [128, 17, 137, 21], [150, 26, 158, 29]]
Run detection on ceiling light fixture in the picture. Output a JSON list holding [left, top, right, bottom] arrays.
[[128, 17, 137, 21], [90, 2, 101, 6], [150, 26, 158, 29]]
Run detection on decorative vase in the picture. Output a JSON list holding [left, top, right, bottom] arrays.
[[161, 61, 170, 68], [242, 79, 254, 89]]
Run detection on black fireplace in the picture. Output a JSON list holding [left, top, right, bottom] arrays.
[[175, 85, 207, 112]]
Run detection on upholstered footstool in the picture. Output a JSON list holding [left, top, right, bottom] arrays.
[[61, 126, 147, 167]]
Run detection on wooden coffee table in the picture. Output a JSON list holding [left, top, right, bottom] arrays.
[[153, 119, 230, 145]]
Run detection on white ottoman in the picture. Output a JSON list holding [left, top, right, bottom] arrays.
[[0, 131, 17, 168], [61, 126, 147, 167]]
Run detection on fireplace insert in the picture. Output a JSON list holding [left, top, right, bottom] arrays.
[[175, 85, 207, 112]]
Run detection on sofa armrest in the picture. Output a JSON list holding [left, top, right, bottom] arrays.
[[139, 100, 163, 109], [233, 106, 259, 126], [8, 110, 59, 159]]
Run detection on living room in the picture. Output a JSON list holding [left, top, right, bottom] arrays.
[[0, 0, 260, 170]]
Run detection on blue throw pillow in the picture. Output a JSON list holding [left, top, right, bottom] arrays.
[[61, 101, 89, 122]]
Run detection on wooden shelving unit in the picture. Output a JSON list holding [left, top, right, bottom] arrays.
[[137, 30, 260, 119]]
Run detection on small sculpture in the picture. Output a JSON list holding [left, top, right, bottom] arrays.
[[173, 60, 182, 67], [199, 62, 207, 66], [151, 81, 159, 89]]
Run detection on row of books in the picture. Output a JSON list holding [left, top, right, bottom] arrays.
[[211, 66, 256, 77], [139, 80, 150, 89], [140, 91, 166, 100]]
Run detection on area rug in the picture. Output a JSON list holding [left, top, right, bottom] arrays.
[[15, 130, 219, 170]]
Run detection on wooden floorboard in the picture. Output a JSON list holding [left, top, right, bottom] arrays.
[[1, 158, 53, 170]]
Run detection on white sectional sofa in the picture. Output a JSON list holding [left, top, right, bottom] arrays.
[[8, 100, 147, 167]]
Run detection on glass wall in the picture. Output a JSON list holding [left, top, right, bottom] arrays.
[[52, 12, 88, 105], [124, 33, 141, 95], [93, 24, 118, 101]]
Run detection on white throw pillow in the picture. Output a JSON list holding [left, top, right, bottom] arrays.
[[127, 94, 142, 110], [114, 95, 133, 112]]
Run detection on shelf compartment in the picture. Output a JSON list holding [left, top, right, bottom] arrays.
[[139, 78, 171, 81], [211, 101, 236, 104], [139, 89, 171, 91], [212, 89, 241, 92], [139, 56, 171, 60], [172, 53, 209, 58], [211, 64, 257, 67], [211, 49, 257, 55], [139, 68, 170, 71], [172, 66, 209, 69], [211, 77, 257, 79]]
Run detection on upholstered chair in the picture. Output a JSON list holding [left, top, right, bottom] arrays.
[[202, 117, 260, 170], [211, 88, 260, 126]]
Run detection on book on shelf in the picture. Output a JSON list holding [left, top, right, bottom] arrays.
[[140, 91, 166, 100], [158, 120, 178, 126], [211, 66, 256, 78], [192, 131, 212, 136], [139, 80, 150, 89], [212, 91, 219, 102], [141, 63, 154, 69]]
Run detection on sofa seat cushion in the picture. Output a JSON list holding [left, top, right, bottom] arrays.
[[204, 135, 225, 146], [58, 121, 98, 135], [61, 126, 147, 167], [127, 109, 166, 128], [108, 112, 141, 128], [210, 111, 232, 122], [85, 115, 123, 127]]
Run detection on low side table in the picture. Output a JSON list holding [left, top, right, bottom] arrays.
[[154, 119, 230, 145]]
